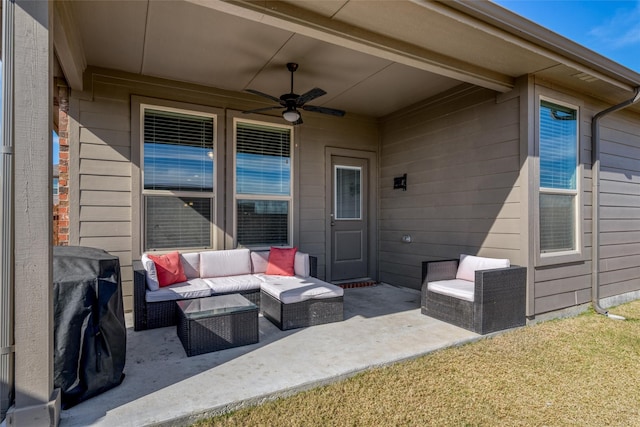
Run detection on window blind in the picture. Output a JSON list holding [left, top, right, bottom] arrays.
[[145, 196, 211, 250], [144, 109, 214, 192], [540, 194, 575, 253], [236, 122, 290, 196], [236, 200, 289, 246], [539, 100, 578, 253], [539, 101, 577, 190]]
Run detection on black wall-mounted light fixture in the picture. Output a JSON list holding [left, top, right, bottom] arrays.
[[393, 173, 407, 191]]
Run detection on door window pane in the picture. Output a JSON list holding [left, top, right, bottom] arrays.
[[335, 166, 361, 219]]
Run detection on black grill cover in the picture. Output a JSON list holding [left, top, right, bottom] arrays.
[[53, 246, 126, 409]]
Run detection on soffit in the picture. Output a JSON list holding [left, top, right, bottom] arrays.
[[64, 0, 640, 118], [302, 0, 557, 77], [68, 0, 468, 118]]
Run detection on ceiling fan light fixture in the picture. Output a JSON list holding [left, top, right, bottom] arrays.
[[282, 107, 300, 123]]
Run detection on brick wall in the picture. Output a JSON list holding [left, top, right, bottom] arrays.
[[56, 84, 69, 246]]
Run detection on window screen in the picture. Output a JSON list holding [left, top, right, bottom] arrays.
[[142, 107, 215, 250], [235, 121, 292, 247], [146, 196, 212, 250], [539, 100, 578, 254], [236, 200, 289, 246], [540, 194, 575, 253]]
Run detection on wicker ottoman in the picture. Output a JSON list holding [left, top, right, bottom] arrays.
[[176, 294, 258, 357], [260, 279, 344, 330]]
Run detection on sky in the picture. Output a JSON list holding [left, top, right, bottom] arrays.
[[494, 0, 640, 73]]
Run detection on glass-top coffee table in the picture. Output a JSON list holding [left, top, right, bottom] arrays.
[[176, 294, 259, 357]]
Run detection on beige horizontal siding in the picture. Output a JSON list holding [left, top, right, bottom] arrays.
[[80, 190, 131, 206], [533, 101, 640, 316], [80, 175, 131, 191], [71, 67, 379, 310], [80, 221, 131, 237], [379, 86, 522, 290], [80, 127, 130, 147]]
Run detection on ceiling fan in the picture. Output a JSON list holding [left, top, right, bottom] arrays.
[[243, 62, 346, 125]]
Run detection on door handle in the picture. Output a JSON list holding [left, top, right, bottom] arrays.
[[330, 213, 335, 226]]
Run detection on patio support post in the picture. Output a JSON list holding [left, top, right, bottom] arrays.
[[4, 1, 61, 426], [591, 87, 640, 319], [0, 0, 16, 421]]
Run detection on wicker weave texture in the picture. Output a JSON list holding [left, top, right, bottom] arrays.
[[261, 291, 343, 331], [177, 301, 258, 357], [133, 262, 260, 331], [421, 260, 526, 335]]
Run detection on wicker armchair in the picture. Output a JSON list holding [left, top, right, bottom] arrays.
[[421, 258, 526, 335]]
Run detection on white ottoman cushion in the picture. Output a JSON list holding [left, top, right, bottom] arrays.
[[260, 275, 343, 304]]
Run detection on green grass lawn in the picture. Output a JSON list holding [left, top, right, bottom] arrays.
[[195, 300, 640, 426]]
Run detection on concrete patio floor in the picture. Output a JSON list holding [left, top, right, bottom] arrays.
[[59, 284, 480, 427]]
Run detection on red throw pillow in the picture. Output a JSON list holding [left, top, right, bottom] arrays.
[[266, 247, 297, 276], [147, 251, 187, 287]]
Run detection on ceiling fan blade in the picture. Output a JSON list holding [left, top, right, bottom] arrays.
[[296, 88, 326, 105], [246, 89, 283, 105], [302, 105, 346, 117]]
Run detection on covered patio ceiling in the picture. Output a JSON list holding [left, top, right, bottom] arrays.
[[56, 0, 640, 119]]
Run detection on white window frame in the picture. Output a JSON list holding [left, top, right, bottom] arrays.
[[535, 95, 583, 266], [233, 118, 294, 249], [140, 103, 217, 251]]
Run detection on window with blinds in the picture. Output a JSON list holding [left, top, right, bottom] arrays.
[[235, 121, 292, 247], [539, 100, 578, 254], [142, 107, 215, 250]]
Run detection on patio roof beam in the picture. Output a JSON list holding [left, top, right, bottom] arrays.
[[187, 0, 515, 93], [52, 1, 86, 91]]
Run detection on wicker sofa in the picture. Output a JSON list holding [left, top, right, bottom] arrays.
[[421, 255, 526, 335], [133, 248, 343, 331]]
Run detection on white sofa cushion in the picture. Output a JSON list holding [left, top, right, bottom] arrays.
[[203, 274, 263, 294], [145, 278, 212, 303], [180, 252, 200, 279], [294, 252, 310, 278], [140, 253, 160, 291], [428, 279, 475, 302], [456, 254, 510, 282], [200, 248, 252, 278], [260, 275, 343, 304], [250, 251, 270, 274]]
